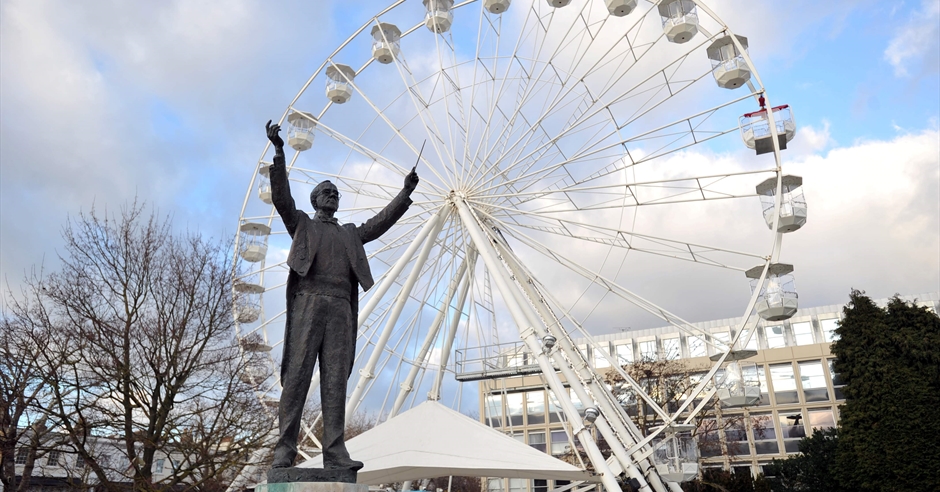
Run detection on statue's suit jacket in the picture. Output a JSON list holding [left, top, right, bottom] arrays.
[[269, 152, 412, 382]]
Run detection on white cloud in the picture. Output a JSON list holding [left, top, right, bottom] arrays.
[[793, 120, 833, 155], [884, 0, 940, 77], [783, 126, 940, 304]]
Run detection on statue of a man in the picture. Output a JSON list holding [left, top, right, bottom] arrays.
[[265, 120, 418, 472]]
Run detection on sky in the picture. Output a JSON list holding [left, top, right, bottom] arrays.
[[1, 0, 938, 413]]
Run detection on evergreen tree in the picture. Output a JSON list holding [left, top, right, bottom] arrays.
[[765, 427, 844, 492], [831, 290, 940, 491]]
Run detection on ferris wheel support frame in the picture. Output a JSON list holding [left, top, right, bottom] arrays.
[[455, 196, 625, 492], [429, 247, 478, 401], [347, 206, 451, 421], [490, 237, 677, 492], [389, 253, 472, 417]]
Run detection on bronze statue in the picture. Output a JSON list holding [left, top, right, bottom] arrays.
[[265, 120, 418, 478]]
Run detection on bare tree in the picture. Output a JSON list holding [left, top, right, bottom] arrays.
[[0, 302, 76, 490], [3, 201, 273, 491]]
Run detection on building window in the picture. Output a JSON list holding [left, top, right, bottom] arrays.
[[615, 342, 634, 365], [740, 328, 759, 351], [807, 408, 836, 433], [750, 412, 779, 455], [661, 337, 680, 360], [638, 340, 656, 361], [594, 342, 611, 369], [724, 418, 748, 456], [526, 391, 545, 425], [697, 418, 722, 458], [547, 391, 564, 423], [744, 364, 770, 406], [765, 325, 786, 348], [506, 350, 526, 368], [791, 322, 815, 345], [533, 479, 548, 492], [155, 458, 165, 474], [46, 450, 61, 467], [15, 448, 29, 465], [550, 430, 569, 456], [687, 335, 707, 358], [827, 359, 845, 400], [769, 363, 799, 405], [577, 345, 591, 366], [778, 412, 806, 453], [485, 394, 503, 427], [712, 331, 731, 352], [76, 454, 85, 469], [488, 478, 504, 492], [554, 480, 570, 490], [569, 388, 586, 417], [528, 432, 546, 453], [506, 393, 524, 427], [819, 318, 840, 342], [686, 373, 707, 409], [798, 361, 829, 402], [509, 478, 526, 492]]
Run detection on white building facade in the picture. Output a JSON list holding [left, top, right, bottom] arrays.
[[477, 292, 939, 491]]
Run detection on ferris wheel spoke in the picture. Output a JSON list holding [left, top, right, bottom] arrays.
[[475, 88, 757, 199], [379, 25, 462, 185], [431, 32, 467, 182], [464, 3, 544, 186], [471, 34, 731, 196], [491, 217, 717, 341], [312, 117, 450, 197], [468, 0, 592, 188], [323, 63, 456, 193], [480, 208, 763, 270], [459, 8, 506, 186]]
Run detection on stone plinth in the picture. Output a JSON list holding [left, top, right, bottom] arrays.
[[256, 480, 368, 492], [267, 467, 357, 484]]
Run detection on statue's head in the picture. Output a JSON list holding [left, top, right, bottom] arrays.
[[310, 180, 340, 214]]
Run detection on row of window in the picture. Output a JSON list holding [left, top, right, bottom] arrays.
[[495, 403, 836, 461], [497, 317, 842, 372], [699, 406, 836, 457], [483, 357, 844, 429], [576, 316, 840, 367], [12, 448, 177, 474], [485, 403, 838, 492]]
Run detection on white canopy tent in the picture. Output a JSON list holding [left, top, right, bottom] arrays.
[[300, 401, 598, 485]]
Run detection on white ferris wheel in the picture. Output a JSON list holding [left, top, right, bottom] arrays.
[[233, 0, 807, 490]]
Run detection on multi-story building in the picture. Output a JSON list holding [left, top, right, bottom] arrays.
[[474, 293, 939, 491]]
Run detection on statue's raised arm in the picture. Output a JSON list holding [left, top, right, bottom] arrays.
[[265, 120, 301, 236]]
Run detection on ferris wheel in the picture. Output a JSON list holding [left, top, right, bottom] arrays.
[[232, 0, 806, 490]]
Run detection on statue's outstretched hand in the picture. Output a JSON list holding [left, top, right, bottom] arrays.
[[266, 120, 284, 148], [404, 166, 419, 194]]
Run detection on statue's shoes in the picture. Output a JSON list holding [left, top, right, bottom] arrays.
[[324, 458, 364, 471]]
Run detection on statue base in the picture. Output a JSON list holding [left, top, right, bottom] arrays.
[[256, 481, 367, 492], [268, 466, 369, 492], [261, 467, 364, 492]]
